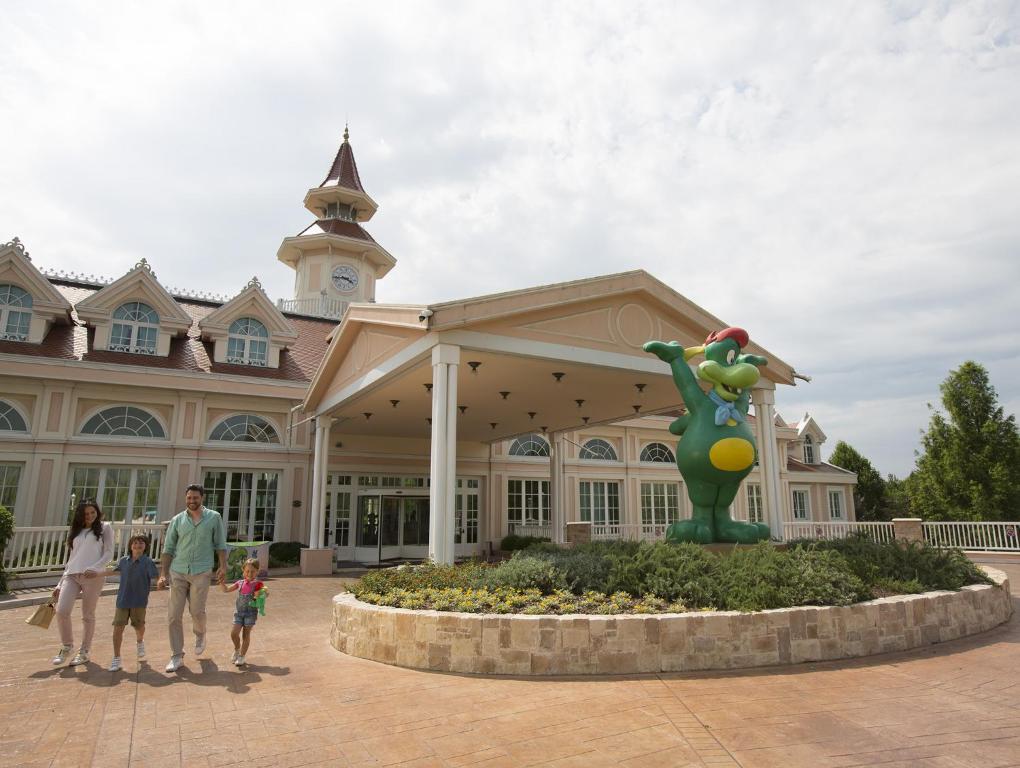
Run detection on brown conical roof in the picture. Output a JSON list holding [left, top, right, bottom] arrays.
[[320, 125, 366, 192]]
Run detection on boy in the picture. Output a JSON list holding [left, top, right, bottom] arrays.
[[107, 534, 160, 671]]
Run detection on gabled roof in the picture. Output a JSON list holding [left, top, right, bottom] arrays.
[[0, 237, 73, 316], [320, 128, 365, 192], [0, 281, 333, 382], [795, 412, 827, 442], [74, 258, 192, 332], [198, 277, 299, 342]]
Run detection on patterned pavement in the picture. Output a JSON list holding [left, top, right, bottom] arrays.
[[1, 564, 1018, 768]]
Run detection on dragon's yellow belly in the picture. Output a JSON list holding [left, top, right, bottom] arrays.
[[709, 437, 755, 472]]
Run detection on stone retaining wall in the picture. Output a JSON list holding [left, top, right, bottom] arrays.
[[330, 568, 1013, 675]]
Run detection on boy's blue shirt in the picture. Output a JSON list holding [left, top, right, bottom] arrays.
[[114, 554, 158, 609]]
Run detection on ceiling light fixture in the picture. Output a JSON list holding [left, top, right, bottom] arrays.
[[528, 411, 537, 420], [499, 391, 510, 400], [458, 405, 467, 414], [575, 399, 585, 408], [467, 361, 481, 373], [363, 412, 373, 420], [390, 400, 399, 408], [490, 422, 498, 430], [635, 383, 646, 394], [424, 383, 433, 393], [632, 405, 641, 414], [552, 372, 565, 383]]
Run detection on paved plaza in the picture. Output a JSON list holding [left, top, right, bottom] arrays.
[[1, 565, 1018, 768]]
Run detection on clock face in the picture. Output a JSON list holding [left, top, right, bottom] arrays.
[[331, 265, 360, 293]]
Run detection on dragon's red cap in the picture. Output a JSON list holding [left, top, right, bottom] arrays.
[[704, 327, 749, 348]]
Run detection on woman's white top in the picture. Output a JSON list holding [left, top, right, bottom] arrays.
[[62, 522, 115, 577]]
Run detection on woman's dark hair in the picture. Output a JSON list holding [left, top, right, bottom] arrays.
[[68, 500, 104, 549]]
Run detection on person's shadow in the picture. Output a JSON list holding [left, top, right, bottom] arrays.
[[28, 658, 290, 693]]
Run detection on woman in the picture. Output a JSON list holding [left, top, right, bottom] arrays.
[[50, 500, 115, 666]]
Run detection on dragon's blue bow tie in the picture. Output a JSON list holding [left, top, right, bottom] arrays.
[[709, 390, 744, 426]]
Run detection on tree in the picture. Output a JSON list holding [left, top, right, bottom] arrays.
[[908, 361, 1020, 521], [828, 441, 890, 520]]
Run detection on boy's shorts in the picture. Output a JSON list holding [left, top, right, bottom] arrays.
[[113, 607, 147, 627], [233, 608, 258, 628]]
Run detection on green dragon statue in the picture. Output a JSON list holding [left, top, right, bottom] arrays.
[[644, 328, 770, 544]]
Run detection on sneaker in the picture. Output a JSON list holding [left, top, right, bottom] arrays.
[[70, 649, 89, 666], [234, 654, 246, 667], [51, 645, 72, 665], [230, 650, 240, 664], [136, 641, 146, 659], [164, 655, 183, 673], [109, 657, 122, 672], [194, 634, 206, 655]]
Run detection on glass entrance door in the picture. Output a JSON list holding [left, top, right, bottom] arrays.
[[354, 494, 429, 560], [204, 470, 279, 541]]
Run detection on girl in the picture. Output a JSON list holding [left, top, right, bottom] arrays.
[[221, 558, 266, 666], [51, 500, 115, 666]]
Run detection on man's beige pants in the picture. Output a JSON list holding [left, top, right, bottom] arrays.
[[168, 571, 211, 656]]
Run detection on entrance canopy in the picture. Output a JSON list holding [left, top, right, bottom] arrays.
[[301, 270, 798, 562], [303, 270, 795, 436]]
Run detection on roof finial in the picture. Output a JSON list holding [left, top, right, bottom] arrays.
[[343, 123, 349, 143]]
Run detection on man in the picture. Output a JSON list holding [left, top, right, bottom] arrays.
[[158, 484, 227, 673]]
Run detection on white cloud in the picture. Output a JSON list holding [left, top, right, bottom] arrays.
[[2, 0, 1018, 476]]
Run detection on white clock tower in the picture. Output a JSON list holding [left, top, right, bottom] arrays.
[[276, 127, 396, 319]]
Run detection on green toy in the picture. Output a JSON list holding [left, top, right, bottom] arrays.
[[644, 327, 771, 544], [252, 587, 268, 616]]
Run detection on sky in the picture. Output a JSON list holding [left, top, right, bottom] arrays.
[[2, 1, 1018, 478]]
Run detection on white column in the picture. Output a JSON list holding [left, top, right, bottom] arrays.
[[550, 432, 566, 544], [318, 418, 331, 548], [428, 344, 460, 564], [751, 388, 783, 541], [309, 420, 325, 548]]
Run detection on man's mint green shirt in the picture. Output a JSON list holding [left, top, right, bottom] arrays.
[[163, 507, 227, 575]]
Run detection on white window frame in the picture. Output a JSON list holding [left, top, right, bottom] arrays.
[[455, 478, 481, 544], [640, 481, 680, 526], [0, 283, 32, 342], [0, 399, 29, 433], [208, 413, 281, 444], [508, 434, 550, 458], [109, 301, 160, 355], [68, 465, 164, 524], [507, 478, 550, 526], [579, 479, 621, 526], [579, 438, 619, 461], [201, 468, 280, 542], [0, 463, 23, 518], [827, 487, 846, 520], [746, 482, 764, 524], [78, 405, 167, 439], [639, 442, 675, 464], [803, 435, 815, 464], [791, 487, 811, 521], [226, 317, 269, 367]]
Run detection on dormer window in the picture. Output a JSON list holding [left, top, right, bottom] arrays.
[[226, 317, 268, 366], [0, 284, 32, 342], [110, 302, 159, 354], [803, 435, 815, 464], [324, 202, 356, 221]]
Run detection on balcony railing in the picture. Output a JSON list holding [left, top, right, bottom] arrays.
[[3, 524, 168, 576], [592, 524, 669, 542], [923, 521, 1020, 552], [276, 296, 348, 320], [784, 521, 896, 543]]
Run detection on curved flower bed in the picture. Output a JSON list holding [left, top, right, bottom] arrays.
[[331, 567, 1012, 675]]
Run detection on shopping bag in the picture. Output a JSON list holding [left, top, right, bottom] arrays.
[[25, 601, 55, 629]]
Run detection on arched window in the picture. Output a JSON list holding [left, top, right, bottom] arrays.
[[209, 414, 280, 443], [640, 442, 675, 464], [580, 438, 618, 461], [508, 434, 550, 457], [227, 317, 268, 366], [110, 302, 159, 354], [803, 435, 815, 464], [0, 284, 32, 342], [80, 406, 166, 438], [0, 400, 28, 432]]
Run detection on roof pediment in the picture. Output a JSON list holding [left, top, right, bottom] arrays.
[[0, 238, 73, 316], [428, 271, 795, 386], [74, 259, 192, 332], [198, 277, 299, 342], [796, 413, 827, 442]]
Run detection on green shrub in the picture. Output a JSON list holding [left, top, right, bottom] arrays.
[[348, 560, 490, 599], [0, 505, 14, 594], [268, 541, 306, 567], [715, 544, 869, 611], [478, 553, 567, 593], [607, 541, 721, 607], [499, 534, 551, 552]]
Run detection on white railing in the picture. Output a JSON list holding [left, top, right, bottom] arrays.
[[784, 521, 896, 543], [276, 296, 348, 320], [592, 524, 669, 542], [923, 521, 1020, 552], [3, 524, 168, 575], [510, 524, 553, 539]]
